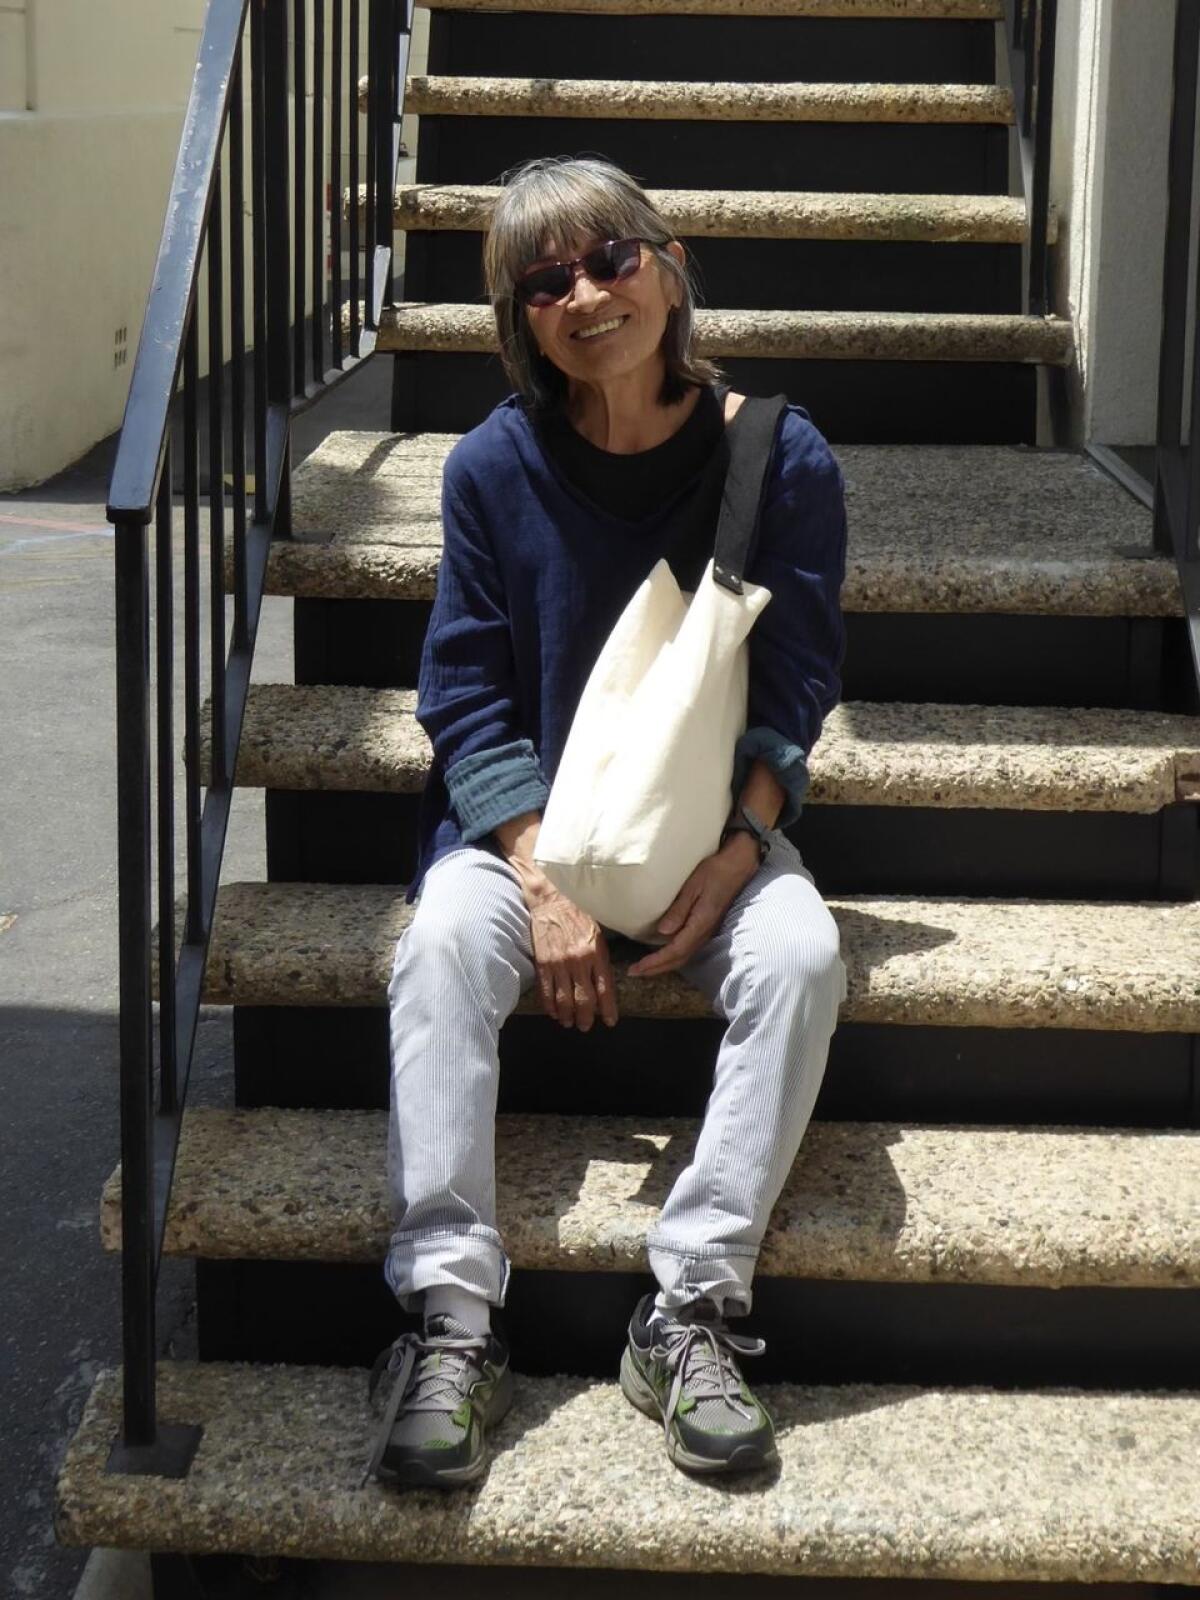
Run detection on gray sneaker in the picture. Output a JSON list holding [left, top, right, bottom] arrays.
[[362, 1314, 513, 1489], [620, 1293, 778, 1475]]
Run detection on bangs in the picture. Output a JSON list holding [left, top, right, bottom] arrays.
[[490, 167, 656, 291]]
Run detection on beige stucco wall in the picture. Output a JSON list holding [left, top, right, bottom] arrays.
[[0, 0, 207, 489], [1047, 0, 1178, 448], [0, 1, 426, 491]]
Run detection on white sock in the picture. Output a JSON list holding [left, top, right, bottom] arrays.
[[652, 1293, 721, 1323], [424, 1286, 491, 1336]]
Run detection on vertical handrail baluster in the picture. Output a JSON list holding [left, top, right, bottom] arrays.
[[364, 0, 378, 329], [349, 0, 361, 353], [230, 52, 249, 651], [294, 0, 308, 393], [155, 443, 177, 1118], [331, 0, 344, 368], [208, 181, 228, 797], [313, 0, 326, 384], [251, 0, 269, 528], [182, 318, 203, 942]]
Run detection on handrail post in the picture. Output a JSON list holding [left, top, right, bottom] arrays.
[[113, 517, 155, 1450]]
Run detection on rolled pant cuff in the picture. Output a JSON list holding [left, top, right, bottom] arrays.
[[384, 1223, 510, 1314], [646, 1235, 758, 1318]]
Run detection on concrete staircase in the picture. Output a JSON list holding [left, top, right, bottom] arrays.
[[57, 0, 1200, 1591]]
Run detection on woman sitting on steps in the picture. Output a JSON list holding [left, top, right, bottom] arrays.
[[365, 154, 849, 1489]]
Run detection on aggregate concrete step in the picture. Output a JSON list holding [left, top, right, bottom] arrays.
[[367, 303, 1073, 365], [367, 75, 1013, 122], [383, 183, 1059, 243], [213, 687, 1200, 814], [199, 881, 1200, 1029], [264, 434, 1174, 615], [102, 1106, 1200, 1290], [57, 1361, 1200, 1583], [424, 0, 1005, 14]]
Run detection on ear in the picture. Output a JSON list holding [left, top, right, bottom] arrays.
[[663, 239, 687, 309]]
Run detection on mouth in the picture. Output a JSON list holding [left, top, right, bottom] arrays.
[[571, 315, 628, 342]]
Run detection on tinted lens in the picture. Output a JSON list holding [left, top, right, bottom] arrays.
[[583, 237, 642, 283], [516, 238, 642, 306], [516, 263, 573, 307]]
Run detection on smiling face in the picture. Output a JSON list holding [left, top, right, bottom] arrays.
[[521, 232, 686, 391]]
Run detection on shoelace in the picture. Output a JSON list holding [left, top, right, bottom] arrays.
[[361, 1327, 489, 1486], [654, 1314, 767, 1444]]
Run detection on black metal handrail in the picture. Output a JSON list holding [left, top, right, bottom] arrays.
[[1002, 0, 1058, 318], [108, 0, 412, 1476], [1153, 0, 1200, 690]]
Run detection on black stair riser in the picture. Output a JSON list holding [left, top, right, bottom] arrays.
[[196, 1259, 1200, 1389], [389, 351, 1036, 441], [403, 233, 1023, 317], [429, 10, 997, 86], [414, 117, 1010, 198], [295, 602, 1169, 711], [265, 790, 1200, 903], [167, 1570, 1200, 1600], [232, 1008, 1200, 1128]]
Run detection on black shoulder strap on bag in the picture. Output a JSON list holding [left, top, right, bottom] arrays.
[[711, 392, 788, 595]]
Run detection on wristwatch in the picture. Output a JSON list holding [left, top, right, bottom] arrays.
[[720, 802, 771, 864]]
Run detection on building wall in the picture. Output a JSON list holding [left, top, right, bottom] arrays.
[[0, 1, 428, 492], [1048, 0, 1178, 449], [0, 0, 206, 489]]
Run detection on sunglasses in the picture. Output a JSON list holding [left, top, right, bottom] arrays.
[[514, 237, 644, 308]]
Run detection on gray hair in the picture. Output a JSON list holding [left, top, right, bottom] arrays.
[[482, 155, 722, 414]]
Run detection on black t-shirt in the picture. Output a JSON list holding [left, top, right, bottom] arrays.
[[537, 383, 728, 520], [535, 382, 731, 590]]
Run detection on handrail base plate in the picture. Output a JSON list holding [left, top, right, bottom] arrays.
[[106, 1423, 203, 1481]]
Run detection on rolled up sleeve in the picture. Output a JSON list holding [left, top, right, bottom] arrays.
[[730, 429, 848, 828]]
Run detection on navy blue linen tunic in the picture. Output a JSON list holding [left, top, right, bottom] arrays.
[[404, 389, 848, 905]]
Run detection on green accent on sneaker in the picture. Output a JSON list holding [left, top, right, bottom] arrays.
[[362, 1324, 513, 1489], [620, 1303, 778, 1476]]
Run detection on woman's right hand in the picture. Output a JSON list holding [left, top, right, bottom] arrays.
[[526, 884, 618, 1031], [494, 811, 618, 1030]]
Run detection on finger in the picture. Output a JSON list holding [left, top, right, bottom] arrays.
[[655, 880, 701, 939], [570, 967, 597, 1033], [537, 964, 561, 1021], [551, 965, 576, 1029], [594, 958, 619, 1027], [631, 902, 716, 976]]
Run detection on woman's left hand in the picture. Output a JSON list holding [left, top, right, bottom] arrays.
[[626, 839, 760, 978]]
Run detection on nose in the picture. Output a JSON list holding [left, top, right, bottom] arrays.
[[567, 264, 607, 313]]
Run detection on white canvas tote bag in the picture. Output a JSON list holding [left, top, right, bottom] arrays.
[[533, 394, 787, 943]]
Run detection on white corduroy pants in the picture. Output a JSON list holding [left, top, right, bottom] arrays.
[[384, 829, 846, 1317]]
